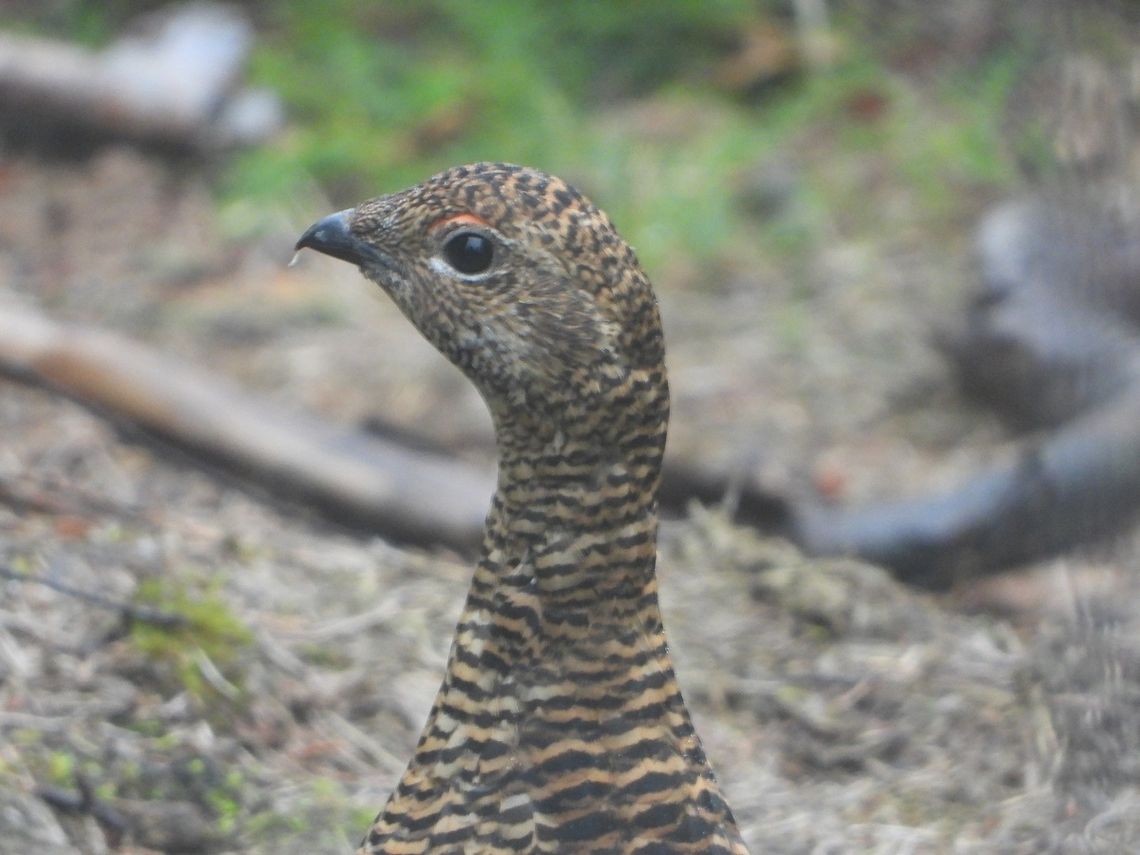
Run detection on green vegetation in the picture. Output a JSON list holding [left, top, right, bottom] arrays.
[[241, 776, 377, 848], [223, 2, 1029, 276], [46, 751, 75, 787], [208, 776, 242, 834], [130, 576, 254, 701], [18, 1, 1035, 277]]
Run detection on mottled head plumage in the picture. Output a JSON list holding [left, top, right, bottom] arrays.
[[300, 162, 667, 451]]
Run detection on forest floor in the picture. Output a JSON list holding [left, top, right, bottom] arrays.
[[2, 90, 1140, 853]]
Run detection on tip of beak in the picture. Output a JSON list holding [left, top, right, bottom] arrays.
[[295, 209, 361, 264]]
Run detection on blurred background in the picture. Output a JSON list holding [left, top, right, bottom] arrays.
[[2, 1, 1140, 852]]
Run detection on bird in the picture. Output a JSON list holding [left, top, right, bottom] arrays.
[[296, 162, 749, 855]]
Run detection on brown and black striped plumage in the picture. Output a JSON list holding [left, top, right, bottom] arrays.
[[297, 163, 748, 854]]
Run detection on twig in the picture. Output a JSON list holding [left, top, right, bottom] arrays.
[[299, 598, 405, 642], [190, 647, 241, 700], [321, 710, 407, 775], [0, 565, 187, 629], [0, 475, 145, 521], [36, 780, 130, 841], [0, 710, 72, 732]]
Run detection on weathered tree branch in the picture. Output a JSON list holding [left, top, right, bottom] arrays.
[[0, 4, 280, 152], [0, 303, 491, 550], [794, 390, 1140, 588]]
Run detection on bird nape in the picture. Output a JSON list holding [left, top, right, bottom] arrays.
[[297, 162, 748, 855]]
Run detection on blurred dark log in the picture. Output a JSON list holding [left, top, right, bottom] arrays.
[[795, 189, 1140, 587], [793, 389, 1140, 589], [0, 304, 491, 550], [938, 192, 1140, 429], [0, 3, 280, 153]]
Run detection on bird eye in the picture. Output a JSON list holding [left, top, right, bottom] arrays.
[[443, 231, 494, 275]]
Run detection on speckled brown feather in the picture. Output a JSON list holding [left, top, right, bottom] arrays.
[[299, 163, 748, 854]]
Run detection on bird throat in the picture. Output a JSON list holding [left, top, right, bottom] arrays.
[[364, 403, 735, 848]]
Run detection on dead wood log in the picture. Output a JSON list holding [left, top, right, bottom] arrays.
[[0, 3, 280, 152], [796, 191, 1140, 587], [792, 388, 1140, 588], [0, 303, 491, 550], [938, 192, 1140, 429]]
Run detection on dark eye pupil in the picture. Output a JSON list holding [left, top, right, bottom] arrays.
[[444, 232, 493, 275]]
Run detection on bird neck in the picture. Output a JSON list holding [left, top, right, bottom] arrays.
[[371, 419, 744, 847], [481, 369, 670, 612], [363, 294, 746, 851], [484, 438, 662, 610], [434, 377, 677, 703], [371, 406, 746, 846], [423, 384, 680, 724]]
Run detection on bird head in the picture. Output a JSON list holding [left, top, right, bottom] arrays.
[[297, 162, 668, 451]]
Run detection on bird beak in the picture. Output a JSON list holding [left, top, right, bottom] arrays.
[[295, 209, 370, 266]]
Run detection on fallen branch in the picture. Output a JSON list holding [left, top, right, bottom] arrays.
[[937, 193, 1140, 429], [0, 3, 280, 152], [0, 303, 491, 550], [793, 389, 1140, 587], [799, 190, 1140, 587]]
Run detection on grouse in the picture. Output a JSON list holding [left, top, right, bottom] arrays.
[[297, 162, 748, 854]]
